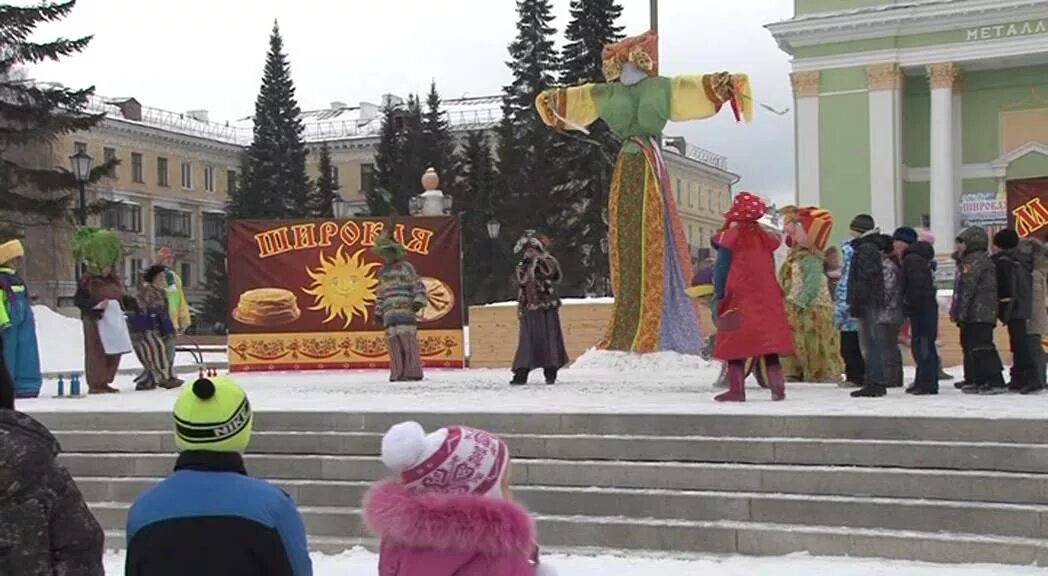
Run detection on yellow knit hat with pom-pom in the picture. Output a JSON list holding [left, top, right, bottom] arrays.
[[173, 376, 253, 453]]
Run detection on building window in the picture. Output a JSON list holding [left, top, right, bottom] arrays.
[[226, 169, 237, 194], [103, 147, 117, 178], [128, 258, 143, 286], [101, 203, 142, 233], [203, 212, 225, 243], [180, 262, 192, 289], [181, 161, 193, 189], [360, 163, 374, 196], [157, 157, 169, 187], [131, 153, 144, 183], [154, 207, 192, 238], [203, 165, 214, 192], [74, 141, 87, 154]]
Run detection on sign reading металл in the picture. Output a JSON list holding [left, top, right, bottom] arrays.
[[966, 19, 1047, 42]]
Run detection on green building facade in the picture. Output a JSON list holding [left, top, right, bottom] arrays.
[[768, 0, 1048, 253]]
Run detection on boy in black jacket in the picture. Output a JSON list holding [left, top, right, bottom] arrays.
[[954, 227, 1006, 394], [901, 240, 940, 394], [992, 229, 1036, 392], [846, 220, 889, 398]]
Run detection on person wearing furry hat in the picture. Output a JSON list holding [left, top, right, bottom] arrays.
[[373, 231, 428, 382], [126, 376, 312, 576], [779, 206, 842, 383], [511, 236, 569, 385], [0, 238, 42, 398], [954, 227, 1006, 394], [72, 228, 127, 394], [365, 421, 557, 576], [993, 229, 1038, 393], [1023, 237, 1047, 392]]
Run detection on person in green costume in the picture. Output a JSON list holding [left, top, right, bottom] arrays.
[[536, 30, 752, 356], [72, 228, 127, 394]]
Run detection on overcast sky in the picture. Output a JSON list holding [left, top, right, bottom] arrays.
[[30, 0, 796, 203]]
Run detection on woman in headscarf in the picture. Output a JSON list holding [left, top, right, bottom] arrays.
[[511, 236, 569, 386], [73, 229, 126, 394], [712, 193, 793, 402]]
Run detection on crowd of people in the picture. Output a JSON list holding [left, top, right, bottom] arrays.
[[691, 194, 1047, 401]]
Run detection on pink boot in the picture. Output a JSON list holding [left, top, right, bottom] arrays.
[[766, 357, 786, 401], [715, 361, 746, 402]]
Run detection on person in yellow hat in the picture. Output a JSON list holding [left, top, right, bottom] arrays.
[[0, 238, 42, 398], [125, 376, 312, 576]]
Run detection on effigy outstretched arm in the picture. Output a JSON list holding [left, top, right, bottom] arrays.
[[535, 84, 601, 132], [669, 73, 753, 123]]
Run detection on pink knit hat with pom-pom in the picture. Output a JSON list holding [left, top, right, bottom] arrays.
[[918, 229, 935, 244]]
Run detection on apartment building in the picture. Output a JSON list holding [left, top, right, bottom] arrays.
[[18, 92, 737, 311]]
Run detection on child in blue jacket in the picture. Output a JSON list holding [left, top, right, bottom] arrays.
[[0, 239, 41, 398]]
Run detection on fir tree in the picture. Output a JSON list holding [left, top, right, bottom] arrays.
[[241, 21, 310, 219], [396, 95, 426, 215], [496, 0, 560, 244], [370, 101, 401, 216], [455, 130, 500, 304], [310, 143, 338, 217], [552, 0, 624, 295], [421, 81, 457, 188], [0, 0, 117, 238], [200, 157, 248, 330]]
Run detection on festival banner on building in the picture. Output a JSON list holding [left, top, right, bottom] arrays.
[[226, 217, 464, 372], [959, 192, 1008, 240], [1006, 178, 1048, 242]]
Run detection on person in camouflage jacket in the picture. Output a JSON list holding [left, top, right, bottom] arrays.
[[953, 226, 1006, 394], [0, 404, 105, 575]]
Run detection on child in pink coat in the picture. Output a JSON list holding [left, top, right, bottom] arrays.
[[364, 421, 556, 576]]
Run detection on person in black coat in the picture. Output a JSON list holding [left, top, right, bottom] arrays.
[[992, 229, 1036, 392], [846, 221, 891, 397], [901, 240, 940, 395], [953, 227, 1006, 394]]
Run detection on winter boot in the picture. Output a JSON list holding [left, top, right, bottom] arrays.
[[510, 369, 529, 386], [543, 367, 558, 385], [765, 358, 786, 401], [851, 383, 886, 398], [715, 361, 746, 402]]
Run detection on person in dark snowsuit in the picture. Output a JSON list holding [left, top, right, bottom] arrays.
[[992, 229, 1037, 393], [953, 227, 1006, 394], [125, 376, 312, 576], [0, 372, 105, 575], [901, 240, 940, 395], [846, 223, 892, 398]]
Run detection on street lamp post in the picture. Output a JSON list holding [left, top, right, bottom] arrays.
[[485, 217, 501, 302], [650, 0, 658, 34], [69, 150, 93, 227]]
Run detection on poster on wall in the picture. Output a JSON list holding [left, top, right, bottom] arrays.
[[959, 192, 1008, 240], [226, 217, 464, 372], [1006, 178, 1048, 242]]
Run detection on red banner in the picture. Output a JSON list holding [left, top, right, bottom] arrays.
[[1007, 178, 1048, 241], [226, 217, 464, 372]]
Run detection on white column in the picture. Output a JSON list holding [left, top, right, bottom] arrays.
[[867, 64, 903, 231], [791, 71, 821, 206], [928, 63, 960, 254], [952, 89, 964, 236]]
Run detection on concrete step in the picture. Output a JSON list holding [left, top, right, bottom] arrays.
[[31, 411, 1048, 443], [60, 453, 1048, 505], [102, 531, 372, 555], [89, 503, 1048, 566], [77, 477, 1048, 539], [51, 430, 1048, 473]]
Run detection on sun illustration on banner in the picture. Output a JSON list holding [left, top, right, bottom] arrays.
[[303, 247, 380, 328]]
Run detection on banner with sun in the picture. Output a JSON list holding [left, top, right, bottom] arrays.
[[226, 216, 464, 372]]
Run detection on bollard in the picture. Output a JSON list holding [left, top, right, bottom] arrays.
[[69, 374, 81, 397], [56, 375, 65, 398]]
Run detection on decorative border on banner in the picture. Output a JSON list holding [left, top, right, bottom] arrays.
[[228, 329, 464, 371]]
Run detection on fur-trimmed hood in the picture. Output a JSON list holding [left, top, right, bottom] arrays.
[[363, 479, 536, 557]]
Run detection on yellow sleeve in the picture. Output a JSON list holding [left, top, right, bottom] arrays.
[[535, 84, 599, 131], [670, 73, 753, 123], [175, 273, 191, 328]]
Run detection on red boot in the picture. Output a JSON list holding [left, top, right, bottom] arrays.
[[766, 356, 786, 401], [715, 361, 746, 402]]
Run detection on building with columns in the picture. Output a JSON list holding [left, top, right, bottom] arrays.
[[768, 0, 1048, 254]]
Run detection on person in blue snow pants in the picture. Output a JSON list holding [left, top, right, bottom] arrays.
[[0, 240, 42, 399]]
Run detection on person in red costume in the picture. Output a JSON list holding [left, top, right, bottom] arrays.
[[712, 193, 794, 402]]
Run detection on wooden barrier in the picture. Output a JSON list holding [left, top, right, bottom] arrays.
[[467, 301, 1014, 371]]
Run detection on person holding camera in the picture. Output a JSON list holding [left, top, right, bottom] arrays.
[[511, 236, 569, 386]]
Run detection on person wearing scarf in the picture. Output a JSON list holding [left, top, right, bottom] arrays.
[[511, 237, 569, 385]]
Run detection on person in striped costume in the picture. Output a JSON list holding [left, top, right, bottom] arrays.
[[374, 232, 428, 382]]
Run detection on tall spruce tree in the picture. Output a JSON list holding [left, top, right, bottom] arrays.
[[311, 143, 338, 217], [496, 0, 560, 245], [395, 95, 425, 215], [370, 100, 401, 216], [200, 157, 249, 331], [455, 130, 500, 304], [0, 0, 117, 239], [421, 82, 457, 188], [553, 0, 624, 295], [241, 21, 310, 219]]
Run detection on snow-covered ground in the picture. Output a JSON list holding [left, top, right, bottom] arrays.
[[101, 547, 1048, 575], [32, 306, 224, 374], [18, 348, 1044, 418]]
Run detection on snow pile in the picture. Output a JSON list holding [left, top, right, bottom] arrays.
[[486, 297, 615, 308], [570, 348, 710, 372], [31, 306, 224, 374], [101, 547, 1048, 575]]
